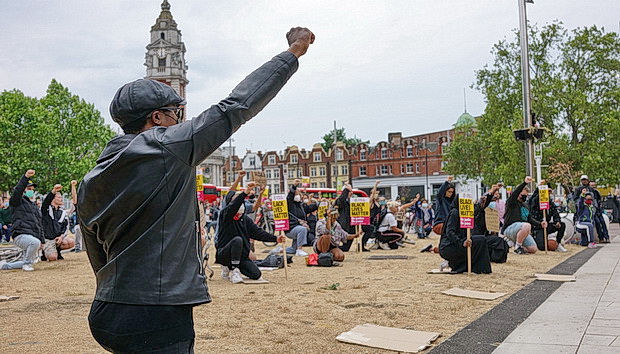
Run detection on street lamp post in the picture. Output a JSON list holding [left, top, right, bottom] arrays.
[[518, 0, 535, 183]]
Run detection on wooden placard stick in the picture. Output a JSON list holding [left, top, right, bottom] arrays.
[[543, 209, 548, 254], [467, 228, 472, 276], [281, 231, 288, 280], [357, 224, 362, 252]]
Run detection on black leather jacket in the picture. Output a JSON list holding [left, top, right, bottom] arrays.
[[78, 51, 299, 305]]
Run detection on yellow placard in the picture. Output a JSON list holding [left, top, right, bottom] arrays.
[[262, 186, 269, 198], [318, 201, 328, 218], [272, 195, 289, 221], [539, 187, 549, 203], [458, 197, 474, 218], [196, 172, 203, 192]]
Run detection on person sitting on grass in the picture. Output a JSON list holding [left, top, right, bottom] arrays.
[[375, 201, 406, 249], [502, 176, 545, 255], [439, 195, 492, 274], [216, 182, 286, 284], [314, 207, 359, 262], [41, 184, 75, 261]]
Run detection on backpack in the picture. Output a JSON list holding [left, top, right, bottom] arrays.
[[318, 252, 334, 267], [254, 254, 293, 268], [485, 235, 508, 263]]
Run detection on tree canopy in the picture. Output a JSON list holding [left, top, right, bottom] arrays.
[[0, 80, 116, 193], [320, 127, 368, 151], [444, 23, 620, 188]]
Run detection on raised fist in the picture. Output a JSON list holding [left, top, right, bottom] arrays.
[[245, 181, 256, 192], [71, 180, 78, 186], [525, 176, 533, 184], [238, 171, 246, 177], [447, 176, 454, 182], [286, 27, 315, 58], [53, 184, 63, 192], [25, 170, 35, 178]]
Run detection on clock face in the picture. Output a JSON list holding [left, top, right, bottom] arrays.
[[157, 48, 167, 58], [160, 21, 167, 28]]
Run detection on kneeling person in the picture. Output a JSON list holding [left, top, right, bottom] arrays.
[[314, 208, 359, 262], [376, 202, 405, 249], [216, 182, 285, 283], [41, 184, 75, 261]]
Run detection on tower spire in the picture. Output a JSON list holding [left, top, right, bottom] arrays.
[[463, 88, 467, 113]]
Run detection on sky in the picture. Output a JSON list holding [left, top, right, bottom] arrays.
[[1, 0, 618, 155]]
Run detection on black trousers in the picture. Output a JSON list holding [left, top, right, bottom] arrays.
[[594, 212, 609, 240], [533, 222, 566, 251], [439, 235, 492, 274], [216, 236, 261, 280], [89, 301, 195, 354]]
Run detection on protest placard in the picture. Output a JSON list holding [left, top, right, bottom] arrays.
[[250, 171, 267, 186], [271, 194, 289, 231], [458, 194, 474, 229], [539, 185, 550, 210], [302, 176, 311, 187], [318, 201, 329, 218], [484, 207, 500, 233], [350, 197, 370, 225]]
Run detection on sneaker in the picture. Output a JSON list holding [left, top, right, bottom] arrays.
[[57, 253, 64, 260], [439, 260, 450, 272], [221, 265, 230, 280], [41, 254, 47, 262], [378, 242, 390, 250], [588, 242, 597, 249], [421, 244, 433, 253], [362, 247, 371, 252], [228, 268, 243, 284], [514, 246, 528, 255], [556, 244, 568, 253], [295, 249, 308, 257], [0, 260, 7, 270], [22, 264, 34, 272]]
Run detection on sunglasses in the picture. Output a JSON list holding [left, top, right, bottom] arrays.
[[158, 106, 184, 124]]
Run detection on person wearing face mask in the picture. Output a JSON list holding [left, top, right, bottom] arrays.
[[528, 181, 568, 252], [216, 182, 286, 283], [40, 184, 75, 261], [575, 192, 598, 248], [314, 207, 360, 261], [432, 176, 456, 235], [0, 197, 13, 244], [284, 179, 318, 256], [413, 197, 435, 239], [0, 170, 44, 272], [502, 176, 545, 255], [473, 184, 502, 237]]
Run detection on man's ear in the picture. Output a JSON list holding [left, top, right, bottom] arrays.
[[150, 111, 163, 126]]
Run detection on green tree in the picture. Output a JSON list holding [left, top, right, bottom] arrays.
[[320, 127, 368, 151], [445, 23, 619, 186], [0, 79, 115, 192]]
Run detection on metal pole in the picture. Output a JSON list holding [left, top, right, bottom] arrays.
[[518, 0, 535, 183], [228, 138, 234, 184], [333, 120, 338, 189], [425, 150, 429, 199]]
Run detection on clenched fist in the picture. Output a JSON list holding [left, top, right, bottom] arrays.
[[287, 27, 315, 58], [25, 169, 35, 178]]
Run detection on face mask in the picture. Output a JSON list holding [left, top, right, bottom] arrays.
[[294, 195, 301, 202], [237, 203, 245, 215], [554, 202, 560, 207], [489, 201, 497, 210], [25, 190, 35, 198], [422, 203, 429, 208], [519, 194, 527, 202], [584, 200, 593, 205], [303, 199, 309, 203], [379, 201, 386, 206]]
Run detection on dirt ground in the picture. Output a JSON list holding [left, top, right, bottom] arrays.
[[0, 233, 584, 354]]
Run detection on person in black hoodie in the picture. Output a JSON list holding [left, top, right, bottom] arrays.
[[216, 182, 285, 284], [0, 170, 44, 272], [528, 181, 568, 252], [432, 176, 455, 235], [40, 183, 75, 261], [439, 194, 492, 274]]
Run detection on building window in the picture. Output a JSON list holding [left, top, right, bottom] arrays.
[[381, 166, 388, 175], [160, 32, 165, 40], [389, 165, 393, 175], [273, 185, 280, 194], [249, 157, 256, 167], [289, 169, 294, 178], [406, 163, 414, 173], [336, 149, 343, 160], [313, 152, 321, 162], [273, 169, 280, 178], [400, 164, 405, 174], [381, 148, 388, 159], [268, 155, 276, 165], [310, 167, 317, 177], [319, 167, 326, 176], [416, 163, 420, 173], [341, 165, 348, 175], [376, 166, 379, 175], [320, 182, 326, 188], [441, 161, 448, 170], [265, 169, 272, 179], [311, 182, 317, 188], [407, 145, 413, 157], [360, 150, 366, 161], [291, 154, 298, 163], [332, 166, 338, 176], [360, 166, 367, 176], [158, 58, 166, 67]]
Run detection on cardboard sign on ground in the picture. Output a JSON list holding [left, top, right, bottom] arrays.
[[427, 269, 456, 274], [240, 275, 270, 284], [0, 295, 19, 302], [441, 287, 506, 300], [336, 323, 440, 353], [367, 255, 409, 260], [534, 273, 576, 282]]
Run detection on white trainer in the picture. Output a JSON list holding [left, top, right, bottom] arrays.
[[556, 244, 568, 253], [378, 242, 390, 250], [22, 264, 34, 272], [0, 260, 7, 270], [221, 266, 230, 280], [228, 268, 243, 284], [295, 249, 308, 257], [268, 246, 283, 255]]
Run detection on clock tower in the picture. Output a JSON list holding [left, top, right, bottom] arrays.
[[144, 0, 188, 100]]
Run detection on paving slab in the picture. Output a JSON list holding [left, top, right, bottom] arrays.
[[493, 342, 576, 354], [581, 334, 617, 346]]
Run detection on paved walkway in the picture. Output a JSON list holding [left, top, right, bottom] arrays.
[[494, 223, 620, 354]]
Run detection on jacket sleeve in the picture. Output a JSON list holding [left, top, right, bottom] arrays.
[[158, 52, 299, 166], [335, 188, 350, 209], [507, 182, 527, 208], [315, 219, 328, 236], [41, 192, 54, 214], [9, 175, 29, 207], [444, 209, 465, 247], [246, 218, 277, 243], [304, 202, 319, 214], [437, 181, 449, 203], [80, 221, 107, 274], [287, 185, 297, 204]]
